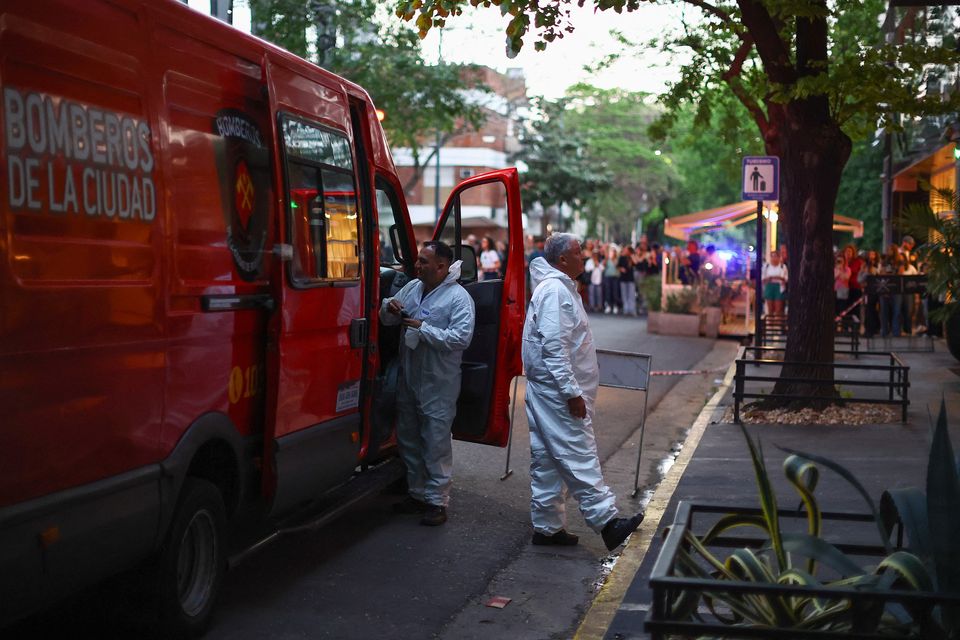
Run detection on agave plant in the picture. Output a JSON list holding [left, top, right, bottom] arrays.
[[877, 399, 960, 637], [666, 402, 959, 638]]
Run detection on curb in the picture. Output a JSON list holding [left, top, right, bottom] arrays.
[[573, 359, 737, 640]]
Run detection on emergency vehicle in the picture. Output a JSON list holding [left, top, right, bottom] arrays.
[[0, 0, 525, 634]]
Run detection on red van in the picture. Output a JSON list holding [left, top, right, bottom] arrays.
[[0, 0, 525, 634]]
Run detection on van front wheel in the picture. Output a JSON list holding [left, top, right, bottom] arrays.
[[156, 478, 226, 638]]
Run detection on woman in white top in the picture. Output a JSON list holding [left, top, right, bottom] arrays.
[[761, 250, 788, 317], [584, 251, 604, 312], [479, 236, 501, 281]]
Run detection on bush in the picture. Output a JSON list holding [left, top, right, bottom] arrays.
[[664, 287, 698, 314], [639, 276, 662, 312]]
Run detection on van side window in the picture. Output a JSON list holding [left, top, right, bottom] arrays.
[[374, 178, 406, 267], [280, 115, 361, 284]]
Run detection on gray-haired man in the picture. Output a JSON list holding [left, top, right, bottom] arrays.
[[522, 233, 644, 550]]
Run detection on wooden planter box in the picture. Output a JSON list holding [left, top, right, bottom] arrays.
[[657, 312, 700, 337], [700, 307, 722, 338], [647, 311, 661, 333], [645, 502, 960, 640]]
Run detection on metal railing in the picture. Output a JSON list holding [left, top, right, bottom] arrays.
[[758, 314, 860, 355], [733, 346, 909, 422], [646, 502, 960, 640]]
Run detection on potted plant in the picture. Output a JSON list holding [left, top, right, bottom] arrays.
[[659, 287, 700, 337], [901, 187, 960, 361], [641, 275, 663, 333], [646, 403, 960, 639], [699, 277, 723, 338]]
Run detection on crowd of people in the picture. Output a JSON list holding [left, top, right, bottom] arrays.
[[471, 233, 668, 316], [828, 235, 928, 338], [760, 235, 931, 337], [580, 239, 662, 315], [472, 231, 931, 339], [529, 237, 735, 316]]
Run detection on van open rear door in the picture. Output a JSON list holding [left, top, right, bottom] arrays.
[[433, 169, 525, 447], [260, 57, 368, 515]]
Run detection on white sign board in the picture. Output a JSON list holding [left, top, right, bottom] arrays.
[[742, 156, 779, 201], [597, 349, 652, 391]]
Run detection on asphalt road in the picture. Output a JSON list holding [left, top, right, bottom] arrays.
[[7, 315, 726, 640]]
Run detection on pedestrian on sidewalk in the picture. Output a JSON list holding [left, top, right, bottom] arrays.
[[618, 245, 638, 316], [761, 250, 787, 318], [585, 250, 604, 312], [380, 241, 476, 526], [522, 233, 644, 551], [602, 245, 620, 314], [833, 254, 851, 315]]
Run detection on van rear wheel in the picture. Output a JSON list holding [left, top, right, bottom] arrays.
[[156, 478, 226, 638]]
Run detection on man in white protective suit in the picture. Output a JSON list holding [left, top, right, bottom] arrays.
[[380, 241, 476, 526], [522, 233, 644, 550]]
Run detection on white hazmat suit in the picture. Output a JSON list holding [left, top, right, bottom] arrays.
[[522, 257, 618, 534], [380, 260, 476, 507]]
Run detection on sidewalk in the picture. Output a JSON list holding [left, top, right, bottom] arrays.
[[577, 339, 960, 640]]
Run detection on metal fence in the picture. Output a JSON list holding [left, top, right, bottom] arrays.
[[733, 346, 909, 422], [646, 501, 960, 640], [758, 315, 861, 355]]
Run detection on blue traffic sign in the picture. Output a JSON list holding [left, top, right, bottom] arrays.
[[742, 156, 779, 201]]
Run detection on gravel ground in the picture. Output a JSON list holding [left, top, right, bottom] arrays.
[[723, 402, 901, 425]]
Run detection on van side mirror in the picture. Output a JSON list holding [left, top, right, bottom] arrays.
[[458, 244, 478, 283]]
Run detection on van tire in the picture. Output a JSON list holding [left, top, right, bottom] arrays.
[[155, 478, 226, 638]]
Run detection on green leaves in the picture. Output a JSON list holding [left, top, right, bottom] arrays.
[[251, 0, 491, 161], [509, 96, 613, 226], [927, 400, 960, 625], [899, 188, 960, 325], [667, 406, 960, 636], [740, 423, 787, 570], [778, 444, 892, 554]]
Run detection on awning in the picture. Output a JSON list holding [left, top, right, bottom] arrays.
[[664, 201, 863, 240]]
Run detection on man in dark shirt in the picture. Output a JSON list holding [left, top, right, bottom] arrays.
[[679, 240, 701, 285]]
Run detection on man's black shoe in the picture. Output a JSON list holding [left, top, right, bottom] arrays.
[[392, 496, 428, 514], [601, 512, 644, 551], [420, 505, 447, 526], [531, 529, 579, 546]]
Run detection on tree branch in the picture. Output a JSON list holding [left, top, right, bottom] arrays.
[[728, 78, 770, 138], [679, 0, 734, 25], [717, 33, 773, 143], [737, 0, 795, 85], [722, 34, 754, 83]]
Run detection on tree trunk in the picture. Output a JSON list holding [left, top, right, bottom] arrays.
[[735, 4, 853, 409], [771, 102, 852, 405]]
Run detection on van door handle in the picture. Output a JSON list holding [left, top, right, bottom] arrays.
[[201, 294, 275, 312], [350, 318, 368, 348]]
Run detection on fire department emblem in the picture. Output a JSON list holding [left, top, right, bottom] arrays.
[[234, 160, 255, 227], [213, 109, 271, 282]]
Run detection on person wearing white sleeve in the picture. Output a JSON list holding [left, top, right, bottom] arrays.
[[522, 233, 644, 550], [379, 241, 476, 526]]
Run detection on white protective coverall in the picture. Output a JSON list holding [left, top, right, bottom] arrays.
[[379, 261, 476, 507], [522, 257, 618, 534]]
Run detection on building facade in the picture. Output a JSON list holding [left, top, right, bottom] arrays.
[[392, 66, 528, 243]]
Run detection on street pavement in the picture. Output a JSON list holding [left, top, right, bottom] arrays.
[[577, 338, 960, 640], [6, 315, 737, 639]]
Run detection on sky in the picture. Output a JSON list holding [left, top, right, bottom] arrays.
[[184, 0, 688, 100], [417, 3, 687, 99]]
